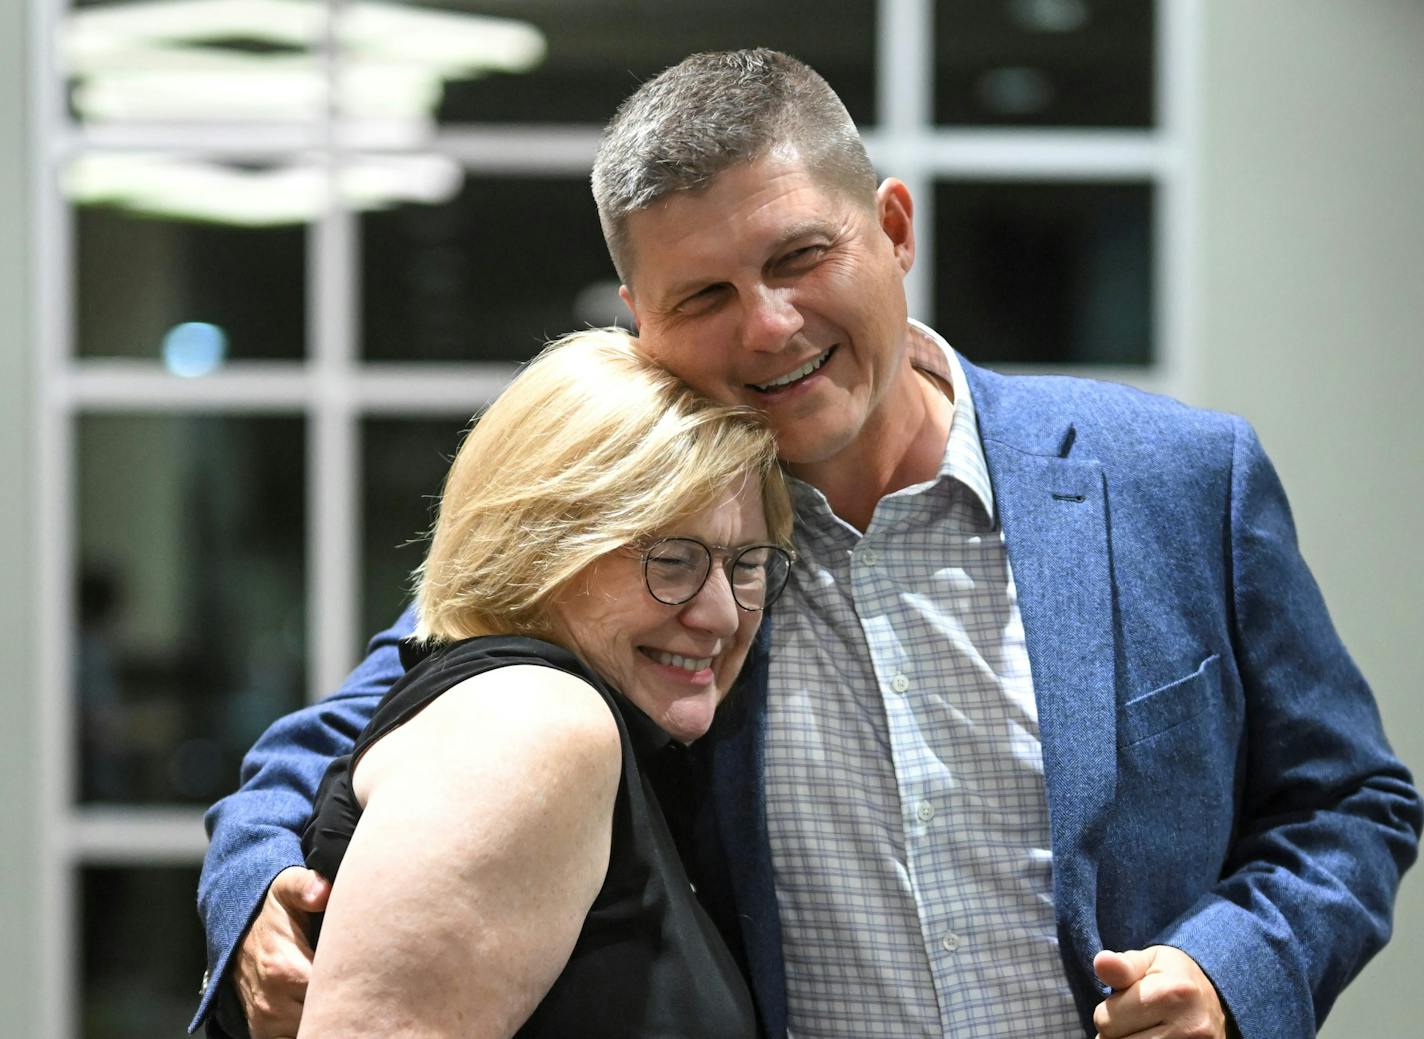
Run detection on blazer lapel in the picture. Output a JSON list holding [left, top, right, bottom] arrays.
[[966, 360, 1118, 1016]]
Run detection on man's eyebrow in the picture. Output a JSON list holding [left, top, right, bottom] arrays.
[[655, 276, 721, 307], [771, 219, 838, 250]]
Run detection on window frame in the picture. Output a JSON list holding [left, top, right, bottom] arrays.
[[30, 1, 1201, 1032]]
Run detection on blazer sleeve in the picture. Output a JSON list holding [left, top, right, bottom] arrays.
[[189, 605, 416, 1036], [1153, 418, 1422, 1038]]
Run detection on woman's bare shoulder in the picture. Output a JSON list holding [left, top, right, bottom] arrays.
[[353, 661, 622, 809]]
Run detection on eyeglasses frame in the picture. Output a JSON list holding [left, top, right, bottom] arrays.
[[638, 535, 795, 612]]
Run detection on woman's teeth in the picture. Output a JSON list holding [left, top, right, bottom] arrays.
[[648, 649, 713, 672], [754, 348, 832, 391]]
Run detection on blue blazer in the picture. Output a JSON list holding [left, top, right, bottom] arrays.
[[194, 358, 1421, 1038]]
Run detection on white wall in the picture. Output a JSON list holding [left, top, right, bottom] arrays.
[[1195, 1, 1424, 1033], [0, 0, 39, 1034]]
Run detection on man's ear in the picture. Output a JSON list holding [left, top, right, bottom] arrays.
[[618, 285, 640, 332], [876, 178, 916, 274]]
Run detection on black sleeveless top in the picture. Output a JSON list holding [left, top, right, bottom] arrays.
[[301, 636, 757, 1039]]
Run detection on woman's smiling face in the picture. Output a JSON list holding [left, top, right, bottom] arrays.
[[548, 483, 769, 744]]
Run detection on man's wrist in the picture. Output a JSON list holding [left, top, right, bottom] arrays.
[[207, 967, 252, 1039]]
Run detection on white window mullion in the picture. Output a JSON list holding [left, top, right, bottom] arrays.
[[310, 383, 361, 702], [876, 0, 936, 323], [865, 129, 1164, 179], [878, 0, 933, 133], [429, 125, 602, 173], [71, 806, 211, 864], [63, 364, 316, 410], [307, 196, 361, 702], [306, 0, 362, 703], [34, 0, 78, 1028]]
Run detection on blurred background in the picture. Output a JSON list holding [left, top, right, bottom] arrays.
[[1, 0, 1421, 1035]]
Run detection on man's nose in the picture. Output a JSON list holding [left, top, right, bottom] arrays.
[[678, 565, 742, 637], [739, 284, 803, 353]]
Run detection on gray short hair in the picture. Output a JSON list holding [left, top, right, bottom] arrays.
[[591, 48, 879, 282]]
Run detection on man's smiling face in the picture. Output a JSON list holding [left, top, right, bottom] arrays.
[[618, 151, 916, 469]]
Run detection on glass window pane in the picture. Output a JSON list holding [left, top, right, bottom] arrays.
[[361, 175, 620, 362], [82, 865, 205, 1039], [422, 1, 877, 128], [931, 180, 1153, 366], [76, 414, 307, 804], [360, 417, 471, 640], [74, 193, 307, 362], [935, 0, 1155, 127]]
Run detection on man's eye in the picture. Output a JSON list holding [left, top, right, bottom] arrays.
[[677, 285, 727, 314], [649, 556, 697, 571], [777, 245, 824, 272]]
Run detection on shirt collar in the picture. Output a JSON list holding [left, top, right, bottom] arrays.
[[909, 319, 996, 526]]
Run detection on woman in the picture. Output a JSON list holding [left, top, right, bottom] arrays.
[[296, 328, 793, 1038]]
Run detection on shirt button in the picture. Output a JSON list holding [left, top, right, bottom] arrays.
[[890, 673, 910, 694], [941, 932, 961, 953], [915, 801, 935, 823], [860, 547, 878, 566]]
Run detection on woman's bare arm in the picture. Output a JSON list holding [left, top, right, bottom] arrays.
[[296, 664, 622, 1039]]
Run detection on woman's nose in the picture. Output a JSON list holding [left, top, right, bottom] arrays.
[[678, 564, 741, 636]]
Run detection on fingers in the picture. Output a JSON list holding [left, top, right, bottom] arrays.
[[271, 865, 332, 914], [237, 945, 308, 1039], [1092, 946, 1227, 1039], [1094, 947, 1154, 991], [236, 867, 332, 1039]]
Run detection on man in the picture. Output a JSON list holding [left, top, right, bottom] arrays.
[[193, 49, 1420, 1039]]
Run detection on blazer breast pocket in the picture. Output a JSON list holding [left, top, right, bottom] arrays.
[[1118, 654, 1220, 748]]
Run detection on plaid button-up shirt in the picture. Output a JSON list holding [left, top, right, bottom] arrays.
[[765, 322, 1080, 1037]]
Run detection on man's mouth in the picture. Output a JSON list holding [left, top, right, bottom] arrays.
[[644, 648, 714, 673], [750, 346, 835, 393]]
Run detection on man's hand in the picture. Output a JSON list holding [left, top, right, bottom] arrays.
[[1093, 946, 1228, 1039], [234, 866, 332, 1039]]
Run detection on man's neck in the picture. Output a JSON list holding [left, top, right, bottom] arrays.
[[790, 359, 954, 533]]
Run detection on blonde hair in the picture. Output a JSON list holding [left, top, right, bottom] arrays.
[[414, 327, 793, 643]]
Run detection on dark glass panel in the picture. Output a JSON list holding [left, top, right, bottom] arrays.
[[425, 0, 876, 128], [360, 416, 472, 639], [361, 175, 620, 362], [81, 865, 205, 1039], [76, 414, 307, 804], [932, 180, 1153, 365], [75, 201, 306, 361], [935, 0, 1155, 127]]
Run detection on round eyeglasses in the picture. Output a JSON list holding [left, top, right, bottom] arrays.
[[641, 537, 794, 612]]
